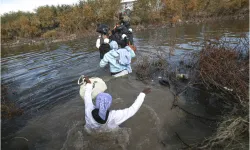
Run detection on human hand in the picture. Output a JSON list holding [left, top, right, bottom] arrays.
[[128, 44, 136, 52], [142, 88, 151, 94], [84, 77, 91, 84]]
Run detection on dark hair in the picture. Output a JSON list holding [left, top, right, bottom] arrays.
[[120, 37, 128, 48]]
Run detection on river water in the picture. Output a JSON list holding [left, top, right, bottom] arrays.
[[1, 19, 249, 150]]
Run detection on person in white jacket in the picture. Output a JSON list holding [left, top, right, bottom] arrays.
[[83, 77, 151, 132]]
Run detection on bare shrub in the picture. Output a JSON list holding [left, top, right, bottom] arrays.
[[135, 51, 168, 81], [130, 16, 142, 25], [196, 115, 249, 150], [186, 36, 250, 149], [135, 56, 152, 80], [199, 43, 249, 104]]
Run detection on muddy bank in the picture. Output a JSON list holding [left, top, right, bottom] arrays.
[[1, 29, 97, 49]]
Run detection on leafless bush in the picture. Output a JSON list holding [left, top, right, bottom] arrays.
[[199, 41, 249, 105], [187, 36, 250, 149], [135, 51, 168, 81]]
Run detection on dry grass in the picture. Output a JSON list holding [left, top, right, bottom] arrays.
[[196, 115, 249, 150], [188, 36, 249, 150]]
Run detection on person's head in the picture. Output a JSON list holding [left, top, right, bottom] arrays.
[[120, 41, 126, 48], [109, 41, 118, 50], [102, 32, 109, 38], [96, 93, 112, 120], [120, 36, 128, 48]]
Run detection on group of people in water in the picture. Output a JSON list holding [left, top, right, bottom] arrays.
[[83, 12, 151, 132], [96, 12, 136, 77]]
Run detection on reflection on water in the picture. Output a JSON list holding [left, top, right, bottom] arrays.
[[1, 19, 249, 149]]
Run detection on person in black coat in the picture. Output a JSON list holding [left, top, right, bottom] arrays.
[[97, 37, 110, 59]]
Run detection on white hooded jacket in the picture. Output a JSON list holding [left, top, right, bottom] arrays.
[[84, 83, 146, 132]]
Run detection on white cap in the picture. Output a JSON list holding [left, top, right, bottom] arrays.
[[122, 34, 127, 39], [128, 28, 132, 32], [104, 38, 109, 44]]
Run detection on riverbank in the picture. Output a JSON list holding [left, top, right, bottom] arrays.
[[1, 29, 97, 49], [2, 9, 249, 49], [133, 11, 249, 31]]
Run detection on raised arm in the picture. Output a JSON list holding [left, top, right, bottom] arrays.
[[111, 88, 151, 126], [84, 77, 94, 110], [125, 46, 135, 58]]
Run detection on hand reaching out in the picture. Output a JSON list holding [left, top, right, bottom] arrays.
[[84, 76, 91, 84], [142, 88, 151, 94]]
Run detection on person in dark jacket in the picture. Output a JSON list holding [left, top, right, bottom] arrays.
[[99, 39, 110, 59], [96, 35, 110, 59], [110, 24, 130, 47], [126, 28, 133, 45]]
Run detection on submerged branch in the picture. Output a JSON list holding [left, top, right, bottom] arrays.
[[173, 104, 218, 122]]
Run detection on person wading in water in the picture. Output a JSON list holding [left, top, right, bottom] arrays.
[[83, 76, 151, 132]]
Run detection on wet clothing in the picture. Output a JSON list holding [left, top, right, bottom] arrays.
[[110, 25, 130, 47], [92, 109, 109, 124], [96, 36, 102, 49], [111, 70, 123, 76], [126, 31, 134, 45], [99, 41, 135, 74], [117, 45, 132, 69], [84, 83, 146, 130], [96, 36, 110, 49], [96, 37, 110, 59], [112, 70, 129, 77], [110, 32, 123, 46], [99, 44, 110, 59]]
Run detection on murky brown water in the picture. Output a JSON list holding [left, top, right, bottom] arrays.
[[1, 19, 249, 150]]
